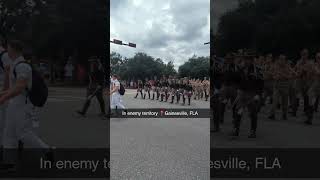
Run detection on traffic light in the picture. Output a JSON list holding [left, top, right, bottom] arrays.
[[128, 43, 136, 48], [113, 39, 123, 45]]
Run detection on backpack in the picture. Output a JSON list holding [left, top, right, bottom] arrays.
[[118, 83, 125, 95], [14, 62, 48, 107], [0, 51, 7, 70]]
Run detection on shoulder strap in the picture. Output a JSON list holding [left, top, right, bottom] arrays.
[[13, 61, 31, 78], [0, 51, 7, 69]]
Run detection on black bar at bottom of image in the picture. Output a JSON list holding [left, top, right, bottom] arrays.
[[211, 148, 320, 178]]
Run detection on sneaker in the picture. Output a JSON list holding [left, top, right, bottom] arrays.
[[304, 120, 312, 125], [229, 129, 239, 137], [248, 131, 256, 138], [268, 114, 275, 120], [76, 111, 85, 117], [98, 113, 107, 117], [282, 114, 287, 120]]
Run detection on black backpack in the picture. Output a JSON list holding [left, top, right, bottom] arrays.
[[119, 83, 125, 95], [0, 51, 7, 70], [14, 62, 48, 107]]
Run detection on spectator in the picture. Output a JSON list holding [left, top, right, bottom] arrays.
[[130, 80, 133, 88], [64, 60, 74, 82]]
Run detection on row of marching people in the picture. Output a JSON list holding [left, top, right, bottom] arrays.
[[134, 76, 210, 106], [212, 48, 320, 138]]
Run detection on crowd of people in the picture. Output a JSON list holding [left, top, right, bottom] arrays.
[[134, 76, 210, 106], [213, 48, 320, 138]]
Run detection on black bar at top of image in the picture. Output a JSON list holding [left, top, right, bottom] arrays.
[[211, 148, 320, 178]]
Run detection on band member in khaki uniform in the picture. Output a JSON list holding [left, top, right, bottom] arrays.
[[305, 51, 320, 124], [294, 49, 314, 119], [313, 52, 320, 112], [203, 77, 210, 101], [268, 54, 292, 120], [262, 54, 275, 105]]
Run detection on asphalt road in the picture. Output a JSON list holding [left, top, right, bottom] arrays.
[[38, 87, 108, 148], [212, 101, 320, 148], [3, 87, 316, 179], [24, 88, 210, 179], [110, 89, 210, 180]]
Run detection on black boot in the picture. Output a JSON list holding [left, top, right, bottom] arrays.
[[171, 96, 174, 104], [143, 94, 146, 99], [248, 130, 256, 138], [134, 93, 138, 98], [188, 97, 191, 105], [161, 94, 163, 102], [230, 113, 241, 137], [314, 97, 319, 112], [304, 106, 313, 125], [282, 113, 287, 120], [182, 97, 186, 105], [152, 93, 155, 100], [77, 99, 91, 117], [268, 114, 275, 120], [230, 128, 239, 137]]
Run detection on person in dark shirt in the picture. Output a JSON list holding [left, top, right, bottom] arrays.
[[155, 80, 161, 100], [176, 79, 184, 104], [134, 80, 143, 98], [185, 80, 193, 105], [230, 54, 262, 138], [143, 78, 151, 99], [212, 55, 224, 132], [76, 58, 106, 117]]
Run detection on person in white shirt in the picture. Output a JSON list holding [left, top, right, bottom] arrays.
[[0, 40, 50, 166], [0, 40, 11, 150], [110, 74, 126, 113], [64, 60, 74, 82]]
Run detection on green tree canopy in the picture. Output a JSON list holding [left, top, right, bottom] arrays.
[[110, 52, 177, 81], [214, 0, 320, 59], [178, 55, 210, 79]]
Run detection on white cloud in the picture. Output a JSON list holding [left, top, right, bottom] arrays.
[[110, 0, 210, 68]]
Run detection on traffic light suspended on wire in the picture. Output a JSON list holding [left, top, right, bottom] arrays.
[[111, 38, 136, 48], [113, 39, 123, 45], [128, 43, 136, 48]]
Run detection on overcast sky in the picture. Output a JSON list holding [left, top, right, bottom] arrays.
[[110, 0, 210, 68]]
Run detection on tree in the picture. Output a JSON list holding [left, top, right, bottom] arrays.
[[214, 0, 320, 59], [1, 0, 108, 64], [178, 55, 210, 79], [110, 52, 178, 81], [163, 61, 177, 77]]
